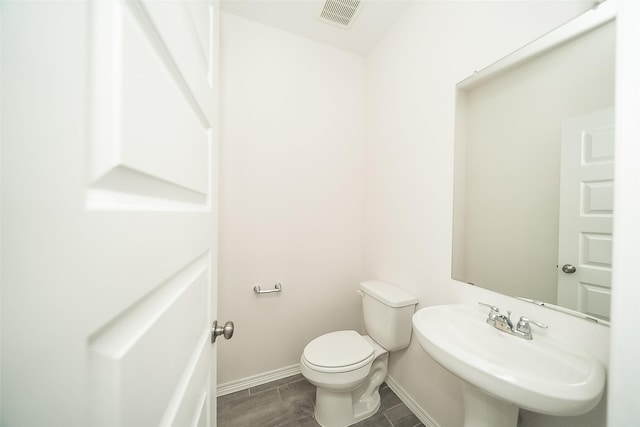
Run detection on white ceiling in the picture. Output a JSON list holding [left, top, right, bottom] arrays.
[[220, 0, 414, 56]]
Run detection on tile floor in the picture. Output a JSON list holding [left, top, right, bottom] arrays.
[[217, 374, 424, 427]]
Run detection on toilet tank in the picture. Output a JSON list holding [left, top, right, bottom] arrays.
[[359, 280, 419, 351]]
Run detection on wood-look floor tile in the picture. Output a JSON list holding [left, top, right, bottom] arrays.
[[217, 379, 421, 427], [394, 418, 424, 427], [384, 403, 422, 427], [281, 415, 321, 427], [279, 378, 316, 401], [250, 374, 304, 395], [217, 389, 250, 406], [379, 385, 402, 411], [278, 391, 315, 423], [218, 389, 281, 427], [218, 387, 315, 427], [352, 409, 393, 427]]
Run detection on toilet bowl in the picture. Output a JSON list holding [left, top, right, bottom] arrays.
[[300, 331, 376, 390], [300, 280, 418, 427], [300, 332, 388, 427]]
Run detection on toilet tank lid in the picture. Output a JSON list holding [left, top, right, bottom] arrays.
[[359, 280, 418, 308]]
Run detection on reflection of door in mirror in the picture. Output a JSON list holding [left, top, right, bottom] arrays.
[[557, 108, 614, 320], [451, 14, 616, 321]]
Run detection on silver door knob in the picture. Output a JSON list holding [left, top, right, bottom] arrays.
[[561, 264, 577, 274], [211, 320, 234, 343]]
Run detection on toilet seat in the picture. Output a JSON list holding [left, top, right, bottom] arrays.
[[302, 330, 374, 373]]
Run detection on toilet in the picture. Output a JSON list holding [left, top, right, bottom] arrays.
[[300, 280, 418, 427]]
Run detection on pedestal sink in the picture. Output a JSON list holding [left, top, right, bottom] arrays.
[[412, 304, 605, 427]]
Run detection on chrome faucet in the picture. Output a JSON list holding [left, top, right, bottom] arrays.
[[479, 302, 547, 340]]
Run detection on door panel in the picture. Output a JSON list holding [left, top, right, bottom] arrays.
[[1, 1, 219, 425], [139, 1, 216, 123], [557, 107, 614, 320], [88, 1, 215, 209], [88, 254, 211, 426]]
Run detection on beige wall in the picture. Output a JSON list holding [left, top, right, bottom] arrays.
[[218, 2, 619, 426], [608, 2, 640, 425], [365, 2, 610, 427], [218, 13, 366, 384]]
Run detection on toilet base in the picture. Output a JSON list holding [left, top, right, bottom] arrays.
[[313, 352, 389, 427], [315, 387, 381, 427]]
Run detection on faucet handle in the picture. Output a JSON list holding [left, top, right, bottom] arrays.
[[518, 316, 547, 329], [516, 316, 548, 339], [478, 302, 500, 324], [478, 302, 500, 313]]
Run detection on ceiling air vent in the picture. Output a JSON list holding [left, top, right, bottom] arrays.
[[318, 0, 365, 29]]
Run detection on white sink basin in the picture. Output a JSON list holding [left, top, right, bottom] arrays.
[[412, 304, 605, 420]]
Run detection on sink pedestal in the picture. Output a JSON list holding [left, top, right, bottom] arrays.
[[463, 383, 519, 427]]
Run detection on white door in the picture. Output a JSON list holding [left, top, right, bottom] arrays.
[[557, 107, 614, 320], [2, 1, 221, 425]]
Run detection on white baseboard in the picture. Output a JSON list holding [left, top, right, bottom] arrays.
[[217, 364, 301, 396], [385, 375, 441, 427]]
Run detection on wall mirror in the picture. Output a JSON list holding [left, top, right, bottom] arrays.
[[452, 1, 616, 323]]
